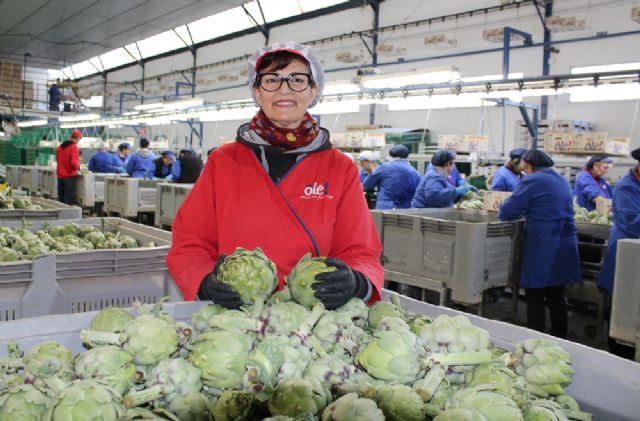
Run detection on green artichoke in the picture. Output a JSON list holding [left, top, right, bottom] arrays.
[[0, 384, 51, 421], [263, 301, 311, 336], [375, 384, 425, 421], [75, 346, 138, 396], [210, 389, 253, 421], [465, 363, 529, 407], [367, 300, 404, 330], [285, 253, 336, 309], [167, 392, 211, 421], [522, 399, 569, 421], [24, 341, 75, 392], [43, 379, 125, 421], [304, 356, 354, 387], [356, 330, 422, 384], [89, 308, 134, 333], [321, 393, 384, 421], [242, 336, 285, 401], [513, 339, 575, 397], [190, 304, 228, 334], [312, 310, 360, 355], [0, 247, 19, 262], [441, 385, 524, 421], [217, 247, 278, 305], [268, 377, 331, 417]]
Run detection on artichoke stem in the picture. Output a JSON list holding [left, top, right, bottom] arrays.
[[423, 403, 442, 418], [426, 350, 492, 367], [123, 384, 166, 408], [300, 303, 325, 336], [80, 330, 124, 346], [208, 316, 261, 332], [0, 357, 24, 370], [308, 335, 328, 358], [389, 294, 405, 314], [415, 365, 445, 401], [566, 409, 593, 421], [42, 375, 67, 393]]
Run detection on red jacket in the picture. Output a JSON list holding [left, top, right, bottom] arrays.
[[166, 141, 384, 302], [56, 141, 81, 178]]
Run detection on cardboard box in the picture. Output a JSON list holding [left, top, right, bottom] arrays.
[[437, 134, 463, 151], [364, 132, 386, 148], [543, 132, 574, 153], [606, 137, 630, 156], [573, 132, 607, 153], [463, 135, 489, 152], [596, 199, 612, 218], [483, 191, 512, 212]]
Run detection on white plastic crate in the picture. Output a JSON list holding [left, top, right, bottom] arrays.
[[155, 183, 194, 228], [0, 293, 638, 420], [0, 217, 178, 320], [104, 176, 161, 217], [0, 196, 82, 221], [38, 167, 57, 198], [610, 239, 640, 348], [4, 165, 21, 188], [18, 166, 39, 192]]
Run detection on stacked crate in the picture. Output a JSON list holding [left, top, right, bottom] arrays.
[[0, 60, 33, 109]]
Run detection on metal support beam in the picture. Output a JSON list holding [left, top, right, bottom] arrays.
[[243, 1, 269, 44], [369, 0, 380, 125], [118, 92, 139, 115], [175, 81, 194, 97], [178, 119, 203, 148], [540, 1, 553, 120], [502, 27, 533, 79], [486, 98, 540, 149]]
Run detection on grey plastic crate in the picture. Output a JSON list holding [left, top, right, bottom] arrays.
[[104, 176, 160, 217], [1, 293, 639, 420], [18, 166, 40, 192], [77, 173, 120, 208], [371, 208, 523, 305], [38, 167, 57, 198], [155, 183, 194, 228], [610, 239, 640, 350], [0, 196, 82, 221], [0, 217, 178, 320], [4, 165, 21, 188]]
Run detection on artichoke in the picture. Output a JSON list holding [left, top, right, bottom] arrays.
[[43, 379, 125, 421], [286, 253, 337, 309], [268, 377, 331, 417], [367, 300, 404, 330], [123, 358, 201, 408], [89, 308, 135, 333], [209, 389, 253, 421], [263, 301, 311, 336], [0, 247, 19, 262], [217, 247, 278, 305], [376, 384, 425, 421], [465, 363, 529, 407], [356, 330, 422, 384], [440, 385, 524, 421], [190, 304, 228, 334], [321, 393, 384, 421], [75, 346, 139, 396], [24, 341, 75, 392], [513, 339, 575, 397], [304, 356, 354, 387], [242, 336, 285, 401], [118, 235, 139, 249], [167, 392, 211, 421], [0, 384, 51, 421], [312, 310, 361, 356], [522, 399, 569, 421]]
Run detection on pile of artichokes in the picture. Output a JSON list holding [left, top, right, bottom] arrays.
[[0, 221, 154, 262], [0, 249, 593, 421]]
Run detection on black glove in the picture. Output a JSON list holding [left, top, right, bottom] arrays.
[[196, 255, 243, 309], [312, 258, 370, 310]]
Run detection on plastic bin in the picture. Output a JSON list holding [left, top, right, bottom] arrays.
[[1, 292, 639, 420], [18, 166, 39, 192], [0, 196, 82, 221], [104, 176, 160, 217], [610, 239, 640, 351], [0, 217, 178, 321], [4, 165, 21, 188], [155, 183, 194, 228], [38, 167, 57, 198], [371, 208, 523, 305]]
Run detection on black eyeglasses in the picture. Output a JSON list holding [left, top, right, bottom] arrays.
[[258, 72, 312, 92]]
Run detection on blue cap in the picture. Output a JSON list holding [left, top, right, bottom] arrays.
[[431, 150, 456, 167], [389, 144, 410, 158], [161, 150, 175, 158], [523, 149, 554, 168], [118, 142, 131, 150], [586, 155, 613, 168], [632, 148, 640, 162], [509, 148, 528, 159]]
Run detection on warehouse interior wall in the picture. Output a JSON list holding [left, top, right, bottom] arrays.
[[75, 0, 640, 154]]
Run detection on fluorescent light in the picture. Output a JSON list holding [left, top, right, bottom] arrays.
[[198, 106, 259, 122], [122, 111, 140, 116], [362, 66, 461, 89], [58, 113, 100, 122], [569, 84, 640, 102], [162, 98, 203, 110], [134, 102, 164, 111], [459, 72, 524, 82], [386, 93, 496, 111], [312, 100, 360, 114], [571, 62, 640, 74], [17, 119, 48, 127], [323, 82, 361, 95]]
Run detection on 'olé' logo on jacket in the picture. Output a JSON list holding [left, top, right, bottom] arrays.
[[301, 182, 333, 200]]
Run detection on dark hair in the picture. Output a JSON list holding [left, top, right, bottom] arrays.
[[253, 51, 316, 89], [140, 138, 150, 148], [632, 147, 640, 162], [207, 147, 217, 156]]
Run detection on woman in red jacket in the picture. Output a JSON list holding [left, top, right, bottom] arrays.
[[166, 42, 384, 310]]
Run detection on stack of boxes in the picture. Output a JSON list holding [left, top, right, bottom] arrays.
[[513, 119, 551, 149], [0, 60, 33, 109]]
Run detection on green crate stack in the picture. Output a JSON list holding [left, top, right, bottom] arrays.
[[21, 147, 38, 165], [37, 147, 56, 166], [3, 142, 23, 165]]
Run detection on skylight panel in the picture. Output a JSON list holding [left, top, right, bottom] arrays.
[[100, 48, 136, 70], [136, 30, 185, 58], [187, 6, 253, 44]]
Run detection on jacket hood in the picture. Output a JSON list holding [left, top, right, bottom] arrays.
[[61, 140, 74, 149], [236, 123, 332, 156], [136, 148, 154, 158]]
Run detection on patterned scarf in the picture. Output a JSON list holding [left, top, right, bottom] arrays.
[[248, 110, 320, 150]]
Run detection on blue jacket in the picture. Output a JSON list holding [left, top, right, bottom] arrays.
[[427, 162, 463, 186], [597, 168, 640, 292], [411, 167, 457, 208], [126, 149, 157, 178], [499, 168, 581, 288], [88, 151, 122, 173], [574, 169, 612, 211], [359, 168, 369, 184], [112, 152, 131, 169], [491, 165, 521, 192], [363, 159, 421, 209]]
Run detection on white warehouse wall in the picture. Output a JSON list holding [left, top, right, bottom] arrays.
[[87, 0, 640, 154]]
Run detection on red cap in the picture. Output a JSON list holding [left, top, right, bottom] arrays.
[[71, 130, 82, 139]]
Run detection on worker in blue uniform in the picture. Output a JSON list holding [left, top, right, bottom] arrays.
[[113, 143, 132, 169], [88, 141, 125, 173], [491, 148, 527, 192], [597, 148, 640, 293], [426, 151, 463, 186], [574, 155, 613, 211], [362, 145, 420, 209], [126, 138, 157, 178], [499, 149, 581, 339], [357, 150, 379, 183], [412, 150, 471, 208]]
